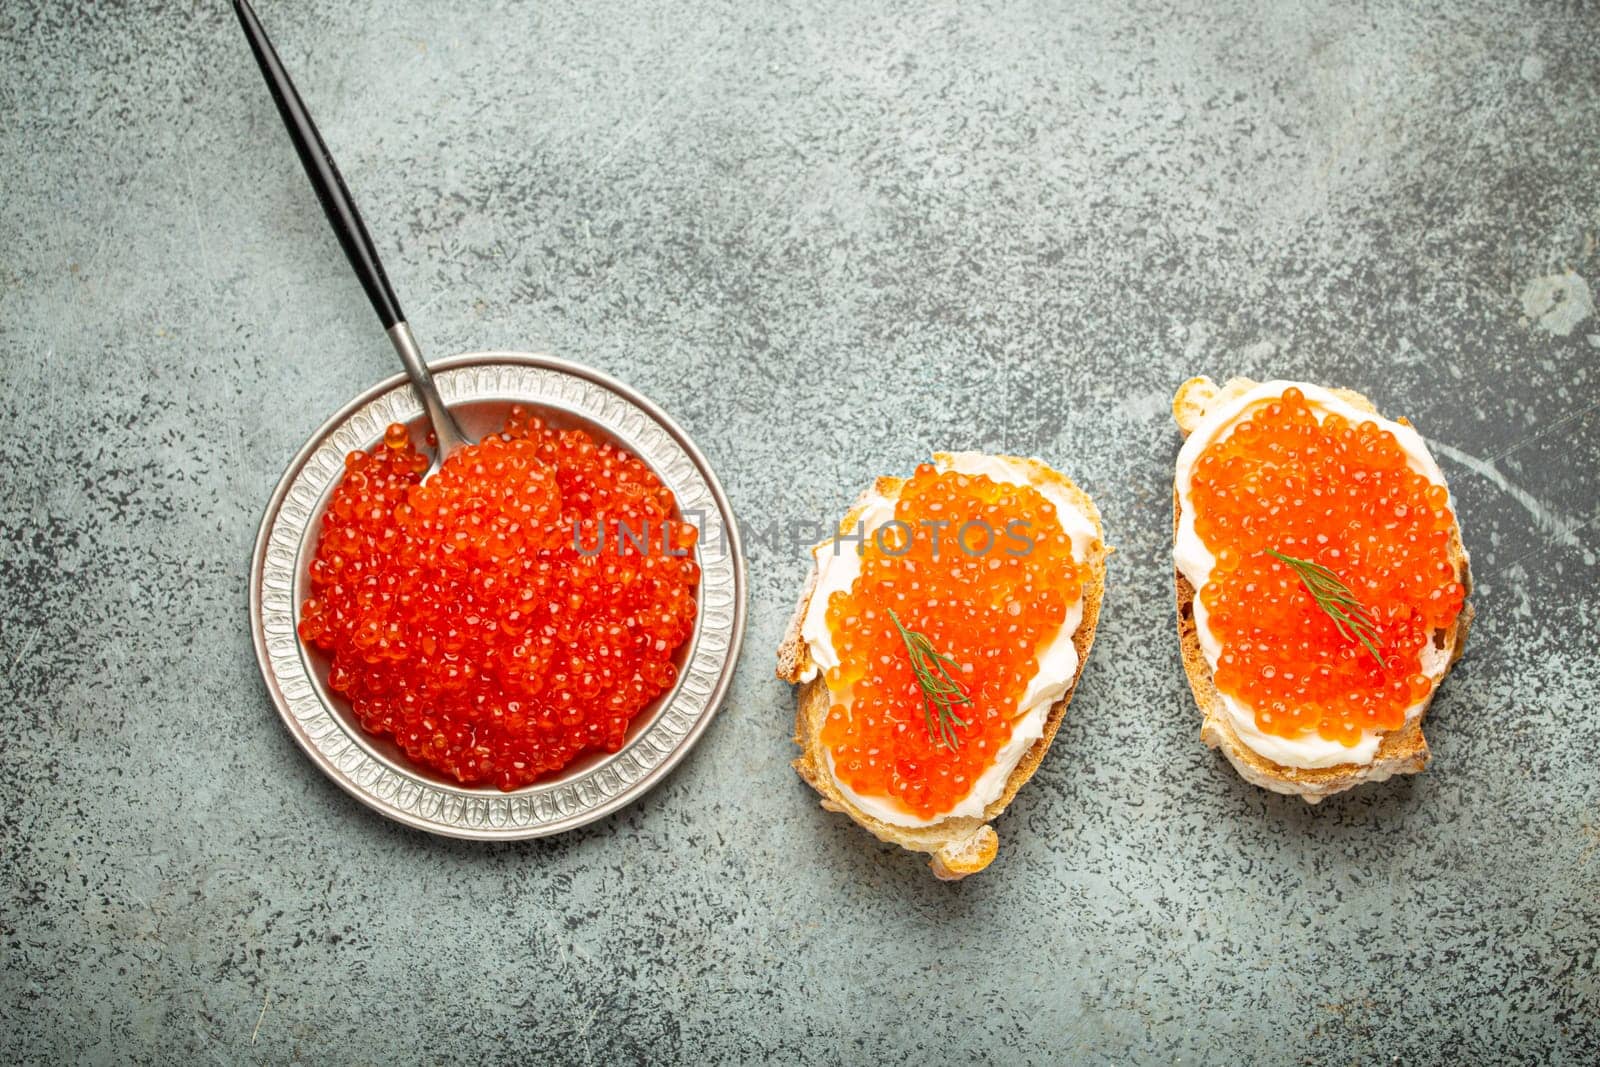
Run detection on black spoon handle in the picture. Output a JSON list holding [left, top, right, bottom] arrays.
[[234, 0, 404, 330]]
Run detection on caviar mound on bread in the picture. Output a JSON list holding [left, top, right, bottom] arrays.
[[776, 452, 1108, 879], [1171, 377, 1472, 802]]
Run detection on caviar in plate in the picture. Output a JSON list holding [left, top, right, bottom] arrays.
[[297, 409, 700, 790]]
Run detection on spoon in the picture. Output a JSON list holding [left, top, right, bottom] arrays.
[[233, 0, 472, 473]]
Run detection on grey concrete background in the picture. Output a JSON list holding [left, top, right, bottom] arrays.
[[2, 0, 1597, 1062]]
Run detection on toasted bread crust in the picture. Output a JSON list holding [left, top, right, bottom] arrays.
[[777, 457, 1109, 878], [1172, 377, 1473, 802]]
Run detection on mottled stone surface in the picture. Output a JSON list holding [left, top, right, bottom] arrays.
[[3, 1, 1597, 1062]]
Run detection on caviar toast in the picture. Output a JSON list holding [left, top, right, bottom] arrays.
[[777, 452, 1108, 879], [1172, 377, 1472, 802]]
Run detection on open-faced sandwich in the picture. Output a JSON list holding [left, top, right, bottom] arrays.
[[777, 452, 1108, 879], [1172, 377, 1472, 802]]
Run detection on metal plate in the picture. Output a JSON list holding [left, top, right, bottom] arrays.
[[250, 352, 746, 839]]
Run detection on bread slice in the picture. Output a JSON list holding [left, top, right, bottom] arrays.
[[776, 454, 1108, 879], [1172, 377, 1473, 802]]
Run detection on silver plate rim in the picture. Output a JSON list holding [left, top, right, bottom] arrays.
[[249, 351, 747, 840]]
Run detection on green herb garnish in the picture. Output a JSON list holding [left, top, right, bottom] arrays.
[[1266, 549, 1388, 669], [888, 607, 972, 751]]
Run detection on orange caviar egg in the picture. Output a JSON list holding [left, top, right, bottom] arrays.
[[1190, 387, 1464, 747], [819, 464, 1081, 819], [297, 408, 699, 790]]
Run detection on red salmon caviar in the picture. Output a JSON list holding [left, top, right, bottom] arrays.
[[819, 464, 1082, 819], [297, 408, 699, 790], [1190, 387, 1464, 747]]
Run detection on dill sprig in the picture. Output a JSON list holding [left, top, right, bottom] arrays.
[[1265, 549, 1389, 669], [888, 607, 972, 751]]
